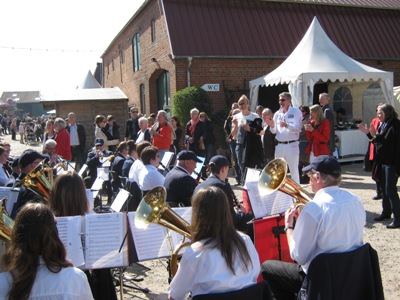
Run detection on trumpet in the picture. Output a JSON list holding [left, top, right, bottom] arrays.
[[258, 158, 313, 213]]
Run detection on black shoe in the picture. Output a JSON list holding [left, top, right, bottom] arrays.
[[386, 222, 400, 229], [374, 214, 391, 221], [372, 194, 383, 200]]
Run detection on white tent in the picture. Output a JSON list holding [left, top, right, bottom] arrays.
[[249, 17, 394, 111]]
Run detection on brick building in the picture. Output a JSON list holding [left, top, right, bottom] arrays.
[[102, 0, 400, 117]]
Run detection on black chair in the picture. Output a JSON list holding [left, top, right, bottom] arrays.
[[298, 243, 384, 300], [124, 180, 143, 211], [192, 280, 272, 300]]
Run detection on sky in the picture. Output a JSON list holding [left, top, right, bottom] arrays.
[[0, 0, 146, 94]]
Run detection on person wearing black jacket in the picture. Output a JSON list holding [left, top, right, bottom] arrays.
[[104, 115, 121, 152], [194, 155, 253, 234], [368, 104, 400, 228], [125, 107, 140, 141], [66, 112, 86, 171]]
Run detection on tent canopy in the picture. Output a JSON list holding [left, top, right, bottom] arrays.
[[249, 17, 393, 110]]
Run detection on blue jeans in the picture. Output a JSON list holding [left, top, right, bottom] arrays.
[[381, 164, 400, 221], [230, 140, 241, 183], [235, 142, 244, 184]]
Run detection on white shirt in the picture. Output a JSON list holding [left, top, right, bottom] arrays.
[[69, 123, 80, 146], [0, 264, 93, 300], [0, 164, 9, 186], [290, 186, 366, 273], [232, 111, 259, 144], [128, 159, 144, 182], [270, 106, 302, 142], [168, 232, 260, 300], [138, 164, 164, 191]]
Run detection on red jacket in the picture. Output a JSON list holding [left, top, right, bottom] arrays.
[[55, 128, 72, 160], [152, 123, 172, 151], [305, 119, 331, 156]]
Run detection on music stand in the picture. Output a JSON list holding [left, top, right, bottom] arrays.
[[158, 151, 174, 174], [191, 156, 205, 180], [78, 164, 88, 177]]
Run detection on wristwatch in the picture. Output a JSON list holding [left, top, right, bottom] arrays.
[[284, 226, 294, 232]]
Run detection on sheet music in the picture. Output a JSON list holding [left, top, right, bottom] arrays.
[[191, 156, 205, 180], [97, 167, 109, 180], [78, 164, 88, 177], [91, 177, 104, 191], [111, 189, 130, 212], [244, 168, 261, 189], [5, 188, 19, 215], [56, 216, 85, 267], [84, 213, 128, 269], [158, 151, 174, 171], [128, 207, 192, 261], [85, 189, 94, 213], [246, 181, 292, 218]]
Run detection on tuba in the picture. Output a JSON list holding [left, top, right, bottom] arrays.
[[135, 186, 191, 276], [258, 158, 313, 212], [0, 197, 14, 243]]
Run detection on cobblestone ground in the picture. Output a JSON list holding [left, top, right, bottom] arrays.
[[2, 133, 399, 299]]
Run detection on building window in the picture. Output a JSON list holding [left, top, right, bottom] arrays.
[[112, 58, 115, 71], [151, 19, 156, 42], [132, 33, 141, 72], [140, 84, 146, 113], [333, 86, 353, 122]]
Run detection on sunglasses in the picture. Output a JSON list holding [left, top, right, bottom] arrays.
[[131, 111, 138, 113], [279, 99, 287, 102], [238, 103, 247, 106]]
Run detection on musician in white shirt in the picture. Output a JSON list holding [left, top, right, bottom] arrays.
[[137, 146, 164, 193]]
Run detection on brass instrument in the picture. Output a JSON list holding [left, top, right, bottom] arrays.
[[19, 160, 66, 202], [0, 197, 14, 242], [135, 186, 191, 276], [258, 158, 313, 212]]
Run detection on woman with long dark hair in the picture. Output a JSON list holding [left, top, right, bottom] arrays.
[[0, 202, 92, 300], [168, 186, 260, 300], [49, 171, 117, 300]]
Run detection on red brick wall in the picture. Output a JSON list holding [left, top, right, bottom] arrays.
[[103, 0, 400, 117]]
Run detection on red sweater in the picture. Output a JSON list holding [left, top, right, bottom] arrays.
[[305, 119, 331, 156], [55, 128, 72, 160], [152, 124, 172, 151]]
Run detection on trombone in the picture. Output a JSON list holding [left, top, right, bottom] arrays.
[[0, 197, 14, 243]]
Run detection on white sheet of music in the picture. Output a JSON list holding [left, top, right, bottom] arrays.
[[128, 206, 192, 261], [56, 216, 85, 267], [84, 212, 128, 269], [111, 189, 130, 212], [158, 151, 174, 171], [191, 156, 205, 180], [85, 189, 95, 213], [91, 177, 104, 191], [246, 181, 292, 218]]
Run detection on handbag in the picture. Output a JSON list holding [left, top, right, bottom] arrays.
[[371, 162, 381, 182]]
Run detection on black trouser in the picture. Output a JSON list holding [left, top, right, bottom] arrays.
[[261, 260, 306, 300], [71, 146, 84, 170]]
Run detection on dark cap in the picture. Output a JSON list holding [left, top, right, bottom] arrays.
[[302, 155, 341, 176], [11, 157, 19, 168], [19, 151, 46, 168], [177, 150, 201, 162], [209, 155, 229, 168], [95, 138, 104, 146]]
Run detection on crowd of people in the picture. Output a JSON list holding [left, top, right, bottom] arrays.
[[0, 94, 397, 299]]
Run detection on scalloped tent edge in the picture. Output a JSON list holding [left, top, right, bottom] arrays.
[[249, 17, 394, 111]]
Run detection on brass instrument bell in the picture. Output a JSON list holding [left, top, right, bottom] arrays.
[[258, 158, 312, 211]]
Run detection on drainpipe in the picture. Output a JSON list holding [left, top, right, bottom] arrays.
[[187, 57, 193, 87]]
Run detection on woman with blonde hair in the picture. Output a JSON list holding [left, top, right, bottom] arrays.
[[304, 104, 331, 161], [168, 186, 260, 299], [0, 202, 92, 299], [94, 115, 119, 151]]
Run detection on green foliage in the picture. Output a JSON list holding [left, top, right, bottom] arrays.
[[172, 86, 212, 125]]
